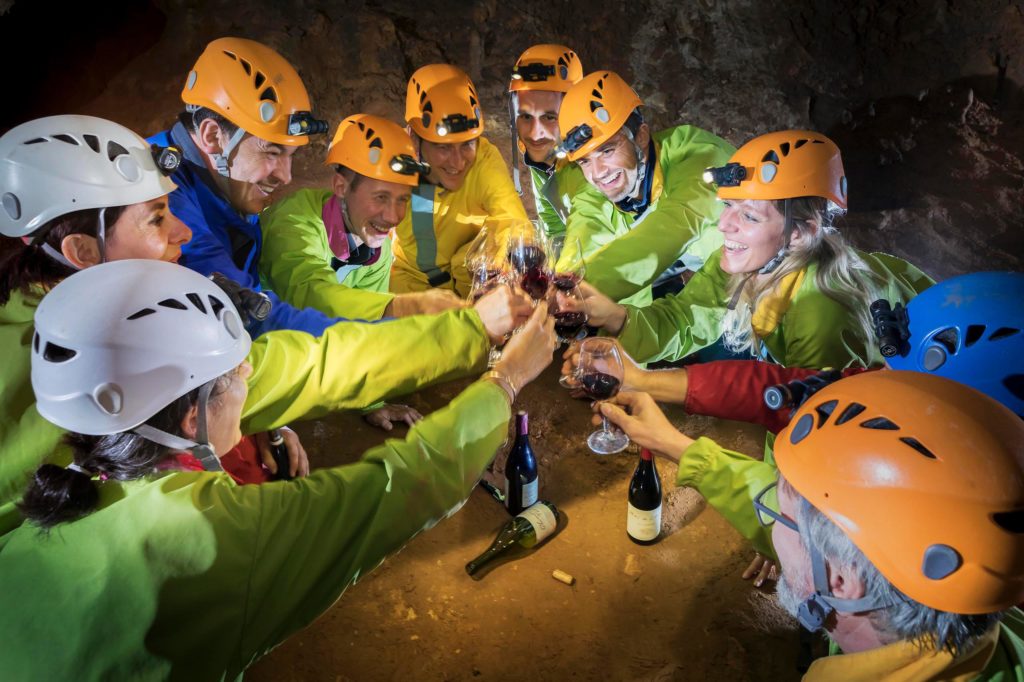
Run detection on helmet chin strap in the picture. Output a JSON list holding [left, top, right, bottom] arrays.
[[212, 127, 247, 179], [509, 94, 523, 195], [726, 199, 793, 311], [36, 206, 109, 271], [622, 129, 647, 202], [133, 378, 224, 473]]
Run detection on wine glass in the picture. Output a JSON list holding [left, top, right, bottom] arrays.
[[506, 227, 552, 303], [549, 284, 588, 344], [574, 337, 630, 455], [465, 226, 503, 284], [551, 235, 585, 292]]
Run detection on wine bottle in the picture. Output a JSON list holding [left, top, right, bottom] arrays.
[[268, 429, 293, 481], [627, 448, 661, 544], [504, 411, 538, 515], [465, 501, 559, 577]]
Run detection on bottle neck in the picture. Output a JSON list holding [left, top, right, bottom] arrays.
[[640, 448, 653, 462], [515, 411, 529, 437]]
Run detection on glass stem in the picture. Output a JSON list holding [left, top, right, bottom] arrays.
[[601, 415, 612, 434]]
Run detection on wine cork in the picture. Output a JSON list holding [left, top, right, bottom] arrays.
[[551, 569, 575, 586]]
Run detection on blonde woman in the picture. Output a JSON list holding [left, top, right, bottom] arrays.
[[581, 130, 933, 369]]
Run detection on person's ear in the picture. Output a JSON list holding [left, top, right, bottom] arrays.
[[179, 404, 199, 440], [827, 559, 867, 602], [789, 218, 820, 247], [60, 234, 102, 268], [194, 118, 225, 155], [331, 170, 350, 198], [634, 123, 651, 151]]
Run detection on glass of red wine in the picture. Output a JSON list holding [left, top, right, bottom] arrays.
[[551, 235, 585, 292], [507, 229, 552, 303], [550, 284, 588, 344], [574, 337, 630, 455]]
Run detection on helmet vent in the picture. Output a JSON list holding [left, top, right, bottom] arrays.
[[208, 295, 225, 318], [794, 139, 808, 149], [32, 331, 40, 353], [422, 101, 433, 114], [259, 87, 278, 103], [899, 436, 937, 459], [965, 324, 986, 347], [106, 141, 128, 162], [368, 137, 383, 149], [1003, 375, 1024, 402], [992, 510, 1024, 534], [223, 50, 237, 61], [126, 307, 156, 320], [469, 94, 478, 107], [812, 140, 825, 145], [186, 293, 207, 314], [83, 134, 101, 154], [834, 402, 866, 425], [814, 399, 838, 427], [933, 327, 958, 354], [989, 327, 1020, 342], [53, 134, 80, 146], [240, 59, 253, 77], [254, 72, 266, 89], [860, 416, 900, 431], [158, 298, 188, 311], [779, 142, 791, 157], [23, 137, 46, 145], [419, 91, 427, 106], [42, 341, 77, 363], [761, 150, 780, 164]]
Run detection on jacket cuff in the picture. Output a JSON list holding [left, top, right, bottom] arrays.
[[674, 436, 720, 489]]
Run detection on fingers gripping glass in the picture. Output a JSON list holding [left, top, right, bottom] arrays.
[[753, 481, 798, 532], [575, 338, 630, 455]]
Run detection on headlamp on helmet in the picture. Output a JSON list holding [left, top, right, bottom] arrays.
[[870, 299, 911, 359], [434, 113, 479, 138], [389, 154, 431, 178], [151, 144, 183, 176], [703, 162, 747, 187], [555, 123, 593, 159], [287, 111, 329, 137], [511, 62, 557, 83]]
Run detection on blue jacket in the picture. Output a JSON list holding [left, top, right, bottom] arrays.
[[149, 123, 343, 337]]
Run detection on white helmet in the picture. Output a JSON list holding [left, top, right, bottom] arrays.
[[32, 260, 251, 452], [0, 114, 179, 238]]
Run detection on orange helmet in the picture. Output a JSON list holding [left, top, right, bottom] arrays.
[[776, 370, 1024, 614], [405, 65, 483, 144], [182, 37, 327, 147], [556, 71, 642, 161], [326, 114, 425, 187], [509, 45, 583, 93], [707, 130, 847, 208]]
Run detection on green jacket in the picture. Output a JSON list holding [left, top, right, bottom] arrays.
[[259, 188, 395, 320], [558, 125, 735, 305], [0, 292, 490, 525], [620, 250, 934, 368], [0, 380, 509, 680], [527, 161, 587, 240]]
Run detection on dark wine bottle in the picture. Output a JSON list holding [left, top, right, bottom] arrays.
[[465, 501, 559, 578], [268, 429, 293, 481], [504, 411, 538, 515], [627, 448, 661, 544]]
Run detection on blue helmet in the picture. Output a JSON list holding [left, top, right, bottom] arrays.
[[880, 272, 1024, 417]]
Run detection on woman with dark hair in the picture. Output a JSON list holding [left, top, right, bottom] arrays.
[[0, 259, 556, 678]]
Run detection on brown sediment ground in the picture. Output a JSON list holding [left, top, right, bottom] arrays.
[[247, 362, 804, 681]]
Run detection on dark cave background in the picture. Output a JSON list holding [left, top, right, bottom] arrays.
[[1, 0, 1022, 277]]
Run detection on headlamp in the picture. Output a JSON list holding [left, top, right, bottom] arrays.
[[287, 111, 329, 137], [151, 144, 182, 176], [435, 113, 479, 137], [703, 162, 747, 187], [870, 299, 910, 358], [511, 62, 556, 83], [389, 154, 431, 177], [554, 123, 593, 159]]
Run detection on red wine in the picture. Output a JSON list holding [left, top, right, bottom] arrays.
[[627, 448, 662, 544], [553, 311, 587, 339], [553, 273, 581, 291], [520, 267, 550, 301], [509, 244, 546, 271], [579, 372, 621, 400], [504, 411, 538, 515]]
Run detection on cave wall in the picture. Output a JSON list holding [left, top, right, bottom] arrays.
[[1, 0, 1021, 276]]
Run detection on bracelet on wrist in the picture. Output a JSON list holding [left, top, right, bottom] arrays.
[[482, 370, 517, 404]]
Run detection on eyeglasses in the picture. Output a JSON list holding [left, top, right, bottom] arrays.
[[753, 480, 798, 532]]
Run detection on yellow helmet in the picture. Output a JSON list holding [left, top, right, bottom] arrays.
[[326, 114, 425, 187], [556, 71, 642, 161], [181, 37, 327, 147], [509, 45, 583, 93], [405, 64, 483, 144]]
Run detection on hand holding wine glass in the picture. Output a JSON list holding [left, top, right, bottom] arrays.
[[473, 284, 534, 345], [578, 281, 627, 334], [574, 337, 630, 454], [560, 337, 642, 393], [590, 390, 695, 461], [507, 228, 552, 303], [492, 301, 559, 393], [548, 283, 588, 345]]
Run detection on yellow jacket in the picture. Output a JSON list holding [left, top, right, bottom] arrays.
[[390, 137, 528, 297]]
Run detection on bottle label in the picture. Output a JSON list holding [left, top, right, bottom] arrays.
[[627, 502, 662, 541], [520, 478, 538, 509], [518, 503, 557, 542]]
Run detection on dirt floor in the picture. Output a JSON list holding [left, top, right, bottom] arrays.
[[247, 361, 804, 682]]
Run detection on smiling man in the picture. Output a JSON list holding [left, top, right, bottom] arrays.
[[555, 71, 734, 305], [149, 37, 356, 336], [507, 44, 588, 239], [390, 64, 528, 297]]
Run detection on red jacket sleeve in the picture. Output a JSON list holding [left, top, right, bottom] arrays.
[[684, 360, 871, 434]]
